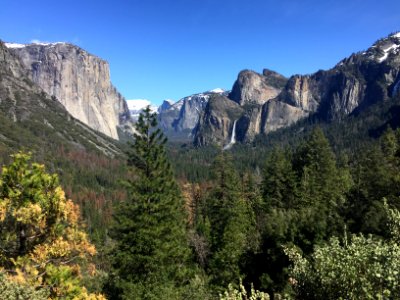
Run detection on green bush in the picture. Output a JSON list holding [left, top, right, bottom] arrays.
[[219, 281, 270, 300], [0, 272, 49, 300], [285, 202, 400, 299]]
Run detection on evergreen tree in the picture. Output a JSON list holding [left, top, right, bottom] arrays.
[[347, 128, 400, 235], [205, 153, 256, 290], [261, 148, 298, 210], [293, 128, 350, 240], [293, 128, 342, 206], [107, 107, 191, 299]]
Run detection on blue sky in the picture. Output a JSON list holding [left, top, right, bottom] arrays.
[[1, 0, 400, 105]]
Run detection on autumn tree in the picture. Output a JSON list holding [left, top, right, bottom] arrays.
[[107, 107, 192, 299], [0, 152, 104, 299]]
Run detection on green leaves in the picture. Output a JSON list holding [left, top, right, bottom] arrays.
[[286, 233, 400, 299]]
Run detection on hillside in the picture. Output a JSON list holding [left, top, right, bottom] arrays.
[[0, 40, 128, 241]]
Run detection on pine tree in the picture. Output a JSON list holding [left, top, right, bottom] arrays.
[[347, 128, 400, 235], [293, 128, 341, 206], [261, 148, 298, 210], [205, 153, 256, 290], [108, 107, 191, 299], [293, 128, 350, 244]]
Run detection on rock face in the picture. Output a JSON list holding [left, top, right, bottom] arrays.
[[194, 94, 243, 147], [0, 41, 122, 156], [195, 69, 289, 146], [5, 42, 131, 139], [195, 32, 400, 146], [229, 69, 286, 105], [280, 75, 320, 111]]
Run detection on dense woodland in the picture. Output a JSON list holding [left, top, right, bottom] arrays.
[[2, 96, 400, 298]]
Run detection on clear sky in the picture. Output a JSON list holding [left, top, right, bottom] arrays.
[[1, 0, 399, 105]]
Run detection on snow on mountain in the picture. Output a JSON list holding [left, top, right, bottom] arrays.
[[391, 32, 400, 39], [378, 43, 400, 62], [5, 42, 67, 49], [126, 99, 158, 121], [164, 99, 175, 105], [4, 43, 26, 48], [208, 88, 225, 94]]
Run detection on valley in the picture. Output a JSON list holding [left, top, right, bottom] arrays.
[[1, 30, 400, 299]]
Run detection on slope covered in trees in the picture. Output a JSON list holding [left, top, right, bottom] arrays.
[[2, 103, 400, 298]]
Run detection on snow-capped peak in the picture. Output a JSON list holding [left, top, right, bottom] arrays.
[[208, 88, 225, 94], [5, 41, 67, 49], [31, 41, 66, 46], [366, 33, 400, 63], [4, 43, 26, 49], [390, 32, 400, 39], [126, 99, 152, 110], [378, 43, 400, 62], [126, 99, 158, 121], [164, 99, 175, 105]]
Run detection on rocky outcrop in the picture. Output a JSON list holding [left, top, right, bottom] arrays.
[[280, 75, 320, 112], [195, 32, 400, 146], [262, 100, 309, 134], [194, 95, 244, 146], [229, 69, 286, 105], [235, 105, 264, 143], [0, 41, 122, 156], [158, 99, 173, 113], [234, 101, 308, 143], [5, 42, 131, 139]]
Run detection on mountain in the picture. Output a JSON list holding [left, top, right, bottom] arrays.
[[194, 69, 295, 146], [157, 88, 227, 140], [229, 69, 287, 105], [0, 40, 122, 156], [194, 32, 400, 147], [0, 39, 130, 241], [126, 99, 158, 122], [4, 42, 132, 140]]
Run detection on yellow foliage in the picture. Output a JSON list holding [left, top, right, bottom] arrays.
[[0, 198, 9, 222], [0, 152, 106, 299], [12, 203, 43, 223], [65, 199, 81, 226]]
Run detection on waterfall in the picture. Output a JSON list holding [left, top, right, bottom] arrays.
[[223, 120, 237, 150], [230, 119, 237, 144]]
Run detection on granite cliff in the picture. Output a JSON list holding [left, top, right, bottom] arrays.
[[195, 32, 400, 146], [5, 42, 131, 139], [0, 40, 121, 156]]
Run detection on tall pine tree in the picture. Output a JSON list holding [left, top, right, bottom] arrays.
[[107, 107, 191, 299], [205, 153, 256, 290]]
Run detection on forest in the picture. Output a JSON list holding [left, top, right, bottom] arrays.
[[1, 102, 400, 299]]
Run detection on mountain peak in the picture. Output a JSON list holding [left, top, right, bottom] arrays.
[[4, 43, 26, 48], [370, 33, 400, 63], [158, 99, 174, 113], [208, 88, 225, 94], [4, 41, 67, 49]]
